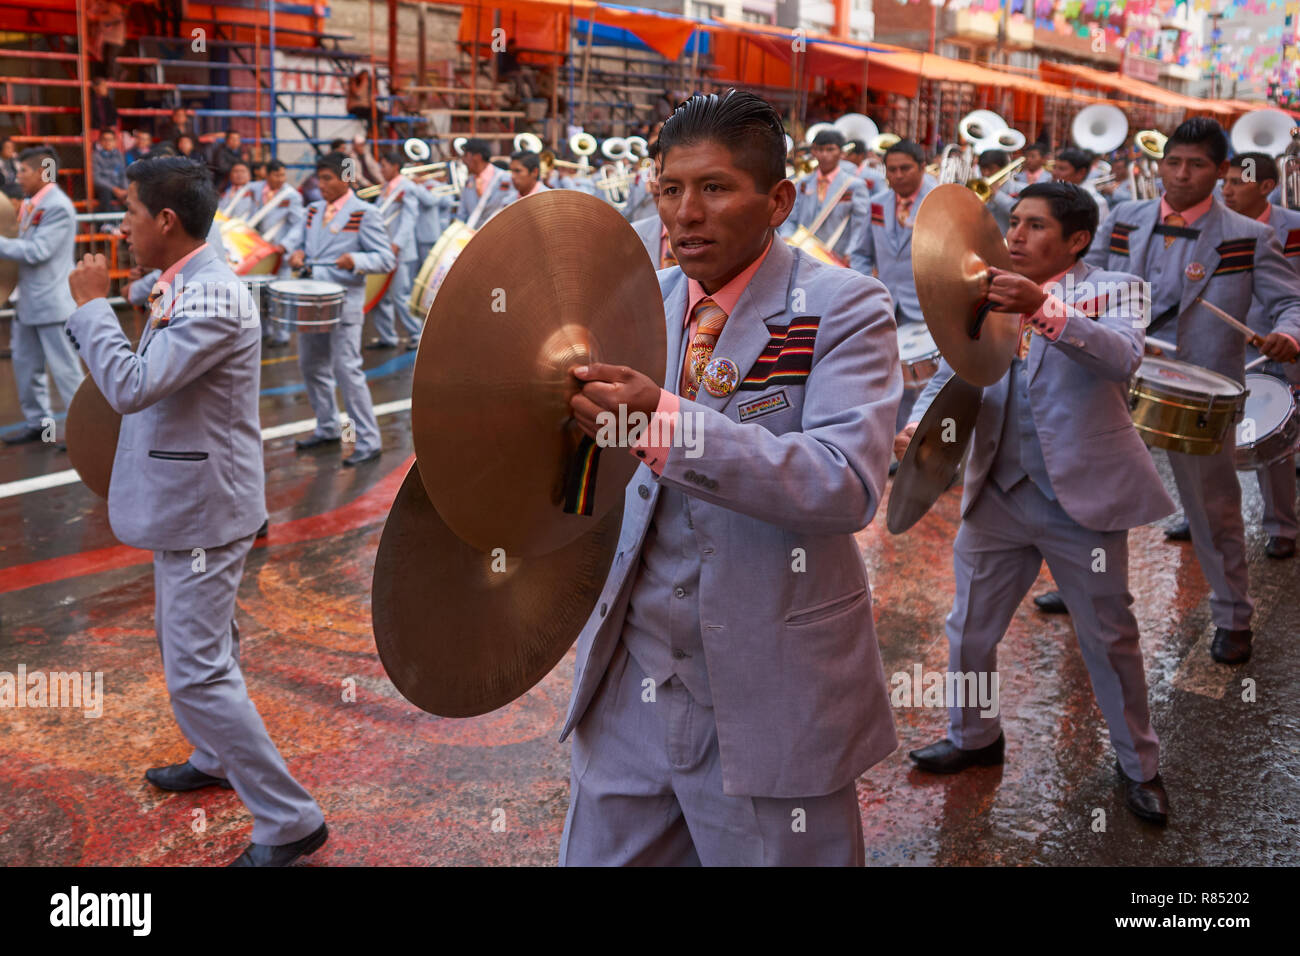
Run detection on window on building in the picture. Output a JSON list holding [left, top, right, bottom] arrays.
[[692, 1, 723, 20], [741, 8, 774, 24]]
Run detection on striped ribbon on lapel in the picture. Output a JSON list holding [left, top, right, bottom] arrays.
[[738, 318, 820, 391], [1212, 237, 1256, 276], [1109, 222, 1135, 256]]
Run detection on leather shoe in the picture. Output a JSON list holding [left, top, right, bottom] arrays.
[[2, 424, 44, 445], [145, 760, 232, 792], [342, 449, 381, 467], [908, 733, 1004, 774], [228, 822, 328, 867], [1164, 519, 1191, 541], [1117, 762, 1169, 826], [1210, 627, 1252, 665], [1033, 590, 1069, 615], [405, 339, 420, 351], [364, 338, 398, 350], [255, 519, 269, 539], [295, 434, 341, 451], [1265, 536, 1295, 559]]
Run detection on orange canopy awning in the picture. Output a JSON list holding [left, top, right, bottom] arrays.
[[1039, 62, 1232, 117]]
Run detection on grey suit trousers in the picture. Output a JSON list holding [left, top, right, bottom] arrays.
[[945, 479, 1160, 782], [297, 321, 382, 456], [1256, 455, 1297, 540], [154, 534, 324, 845], [371, 258, 421, 343], [560, 642, 865, 866], [12, 322, 84, 427], [1167, 445, 1253, 629]]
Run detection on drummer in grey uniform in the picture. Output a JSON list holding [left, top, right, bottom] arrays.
[[366, 151, 422, 351], [1087, 117, 1300, 665], [287, 151, 395, 467], [1221, 151, 1300, 559], [459, 139, 517, 228], [216, 161, 257, 221], [248, 159, 305, 346]]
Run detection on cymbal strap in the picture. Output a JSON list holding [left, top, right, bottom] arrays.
[[562, 434, 601, 516]]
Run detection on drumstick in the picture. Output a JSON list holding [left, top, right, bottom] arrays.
[[1194, 296, 1297, 363]]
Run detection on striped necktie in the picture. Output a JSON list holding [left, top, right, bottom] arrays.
[[682, 297, 729, 400]]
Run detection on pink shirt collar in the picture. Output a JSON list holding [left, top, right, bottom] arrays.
[[28, 182, 55, 208], [325, 191, 350, 219], [476, 164, 496, 194], [1257, 205, 1272, 225], [684, 236, 774, 325], [1159, 193, 1213, 226], [524, 180, 545, 197], [150, 243, 209, 320]]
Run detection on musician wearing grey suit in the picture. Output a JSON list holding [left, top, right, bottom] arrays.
[[902, 182, 1174, 824], [288, 152, 396, 467], [458, 139, 517, 229], [1222, 153, 1300, 558], [0, 148, 84, 445], [777, 128, 869, 271], [65, 157, 327, 866], [249, 161, 305, 345], [216, 161, 257, 222], [1087, 119, 1300, 665], [562, 92, 901, 866], [125, 218, 228, 307], [368, 152, 423, 349]]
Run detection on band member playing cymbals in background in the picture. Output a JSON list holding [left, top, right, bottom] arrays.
[[65, 157, 327, 866], [897, 181, 1174, 825], [561, 90, 901, 866], [1087, 117, 1300, 665]]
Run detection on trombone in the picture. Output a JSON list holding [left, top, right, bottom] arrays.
[[356, 161, 460, 199], [967, 157, 1025, 203]]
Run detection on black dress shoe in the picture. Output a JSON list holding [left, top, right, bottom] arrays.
[[256, 519, 269, 538], [1033, 590, 1069, 615], [145, 760, 233, 792], [1116, 762, 1169, 826], [295, 434, 341, 451], [342, 449, 381, 467], [227, 822, 329, 868], [1164, 519, 1191, 541], [1265, 536, 1295, 559], [364, 338, 398, 350], [405, 339, 420, 351], [908, 733, 1004, 774], [1, 424, 44, 445], [1210, 627, 1252, 665]]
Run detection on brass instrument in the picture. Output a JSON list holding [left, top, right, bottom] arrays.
[[869, 133, 900, 156], [967, 157, 1025, 203], [938, 144, 975, 185], [540, 149, 593, 178], [404, 138, 431, 163], [357, 161, 458, 199], [1282, 127, 1300, 211], [1129, 129, 1166, 201]]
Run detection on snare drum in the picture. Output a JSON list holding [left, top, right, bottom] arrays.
[[240, 274, 277, 320], [1235, 373, 1300, 469], [897, 323, 940, 388], [220, 217, 280, 276], [1128, 356, 1246, 456], [267, 279, 346, 332], [409, 221, 476, 321]]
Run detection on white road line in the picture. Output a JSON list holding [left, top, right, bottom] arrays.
[[0, 398, 413, 500]]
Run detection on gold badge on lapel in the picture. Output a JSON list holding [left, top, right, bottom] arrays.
[[701, 357, 739, 398], [1185, 262, 1206, 281]]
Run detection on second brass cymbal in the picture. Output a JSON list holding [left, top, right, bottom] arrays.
[[887, 374, 982, 534], [66, 376, 121, 499], [913, 184, 1019, 388], [410, 189, 666, 558], [0, 198, 19, 306]]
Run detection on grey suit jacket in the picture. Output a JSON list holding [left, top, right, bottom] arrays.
[[559, 238, 902, 798], [302, 191, 396, 322], [856, 178, 938, 320], [374, 176, 420, 256], [779, 168, 870, 270], [67, 244, 266, 551], [1087, 196, 1300, 383], [459, 166, 517, 228], [0, 185, 77, 325], [913, 261, 1175, 532], [250, 181, 305, 252], [631, 214, 660, 266]]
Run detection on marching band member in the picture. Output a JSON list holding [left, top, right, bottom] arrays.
[[1009, 141, 1050, 197], [620, 165, 656, 221], [65, 157, 327, 866], [247, 159, 305, 346], [897, 181, 1174, 825], [458, 139, 516, 229], [977, 148, 1015, 234], [1087, 117, 1300, 665], [216, 160, 256, 221], [630, 214, 674, 270], [366, 150, 422, 351], [856, 138, 936, 429], [1052, 148, 1108, 223], [0, 147, 85, 446], [777, 128, 870, 270], [561, 90, 901, 866], [287, 151, 395, 467], [507, 149, 549, 202], [1221, 151, 1300, 560]]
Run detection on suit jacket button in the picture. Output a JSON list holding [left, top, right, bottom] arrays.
[[674, 587, 686, 598], [638, 484, 650, 499]]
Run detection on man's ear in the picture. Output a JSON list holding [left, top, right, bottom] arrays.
[[1069, 229, 1093, 259], [771, 178, 796, 229]]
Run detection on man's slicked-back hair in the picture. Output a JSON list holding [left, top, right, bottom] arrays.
[[266, 159, 286, 174], [18, 146, 56, 173], [1056, 147, 1094, 171], [1167, 116, 1228, 165], [316, 150, 348, 179], [1013, 181, 1098, 260], [462, 138, 492, 160], [656, 89, 786, 192], [1230, 151, 1278, 184], [126, 156, 218, 240], [883, 139, 926, 168], [811, 128, 846, 149], [510, 149, 540, 174]]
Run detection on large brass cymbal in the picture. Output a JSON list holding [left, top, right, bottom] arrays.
[[410, 189, 665, 557], [372, 461, 622, 717], [913, 184, 1019, 388], [886, 374, 982, 534], [0, 198, 19, 306], [66, 376, 121, 499]]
